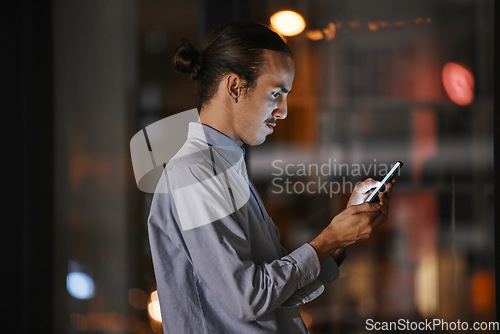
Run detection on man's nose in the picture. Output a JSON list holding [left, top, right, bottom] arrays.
[[273, 96, 288, 119]]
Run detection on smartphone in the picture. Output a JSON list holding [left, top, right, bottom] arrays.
[[365, 161, 403, 203]]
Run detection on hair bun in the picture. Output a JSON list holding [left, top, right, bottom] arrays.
[[173, 39, 202, 80]]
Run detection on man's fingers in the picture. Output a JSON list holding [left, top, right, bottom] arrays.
[[348, 201, 381, 214], [384, 180, 394, 200], [355, 178, 382, 194], [370, 211, 386, 228], [371, 196, 390, 227], [375, 178, 396, 203], [378, 189, 389, 203]]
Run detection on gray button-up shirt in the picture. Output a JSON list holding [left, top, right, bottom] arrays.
[[148, 122, 343, 333]]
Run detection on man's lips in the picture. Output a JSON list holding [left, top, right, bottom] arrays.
[[265, 116, 277, 133]]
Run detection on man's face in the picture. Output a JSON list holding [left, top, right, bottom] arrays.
[[233, 50, 295, 146]]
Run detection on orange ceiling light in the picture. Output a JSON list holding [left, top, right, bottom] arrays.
[[270, 10, 306, 36]]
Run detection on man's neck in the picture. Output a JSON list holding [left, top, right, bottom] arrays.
[[199, 104, 243, 146]]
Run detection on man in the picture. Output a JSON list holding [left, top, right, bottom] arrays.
[[148, 22, 393, 333]]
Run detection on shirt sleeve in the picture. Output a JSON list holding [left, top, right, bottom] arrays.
[[164, 160, 323, 322], [272, 223, 345, 308]]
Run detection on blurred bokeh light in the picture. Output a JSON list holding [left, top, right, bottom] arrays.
[[148, 290, 162, 323], [442, 62, 475, 106], [270, 10, 306, 36], [66, 271, 95, 300], [128, 288, 149, 310]]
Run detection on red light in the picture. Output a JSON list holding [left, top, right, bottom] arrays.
[[441, 62, 474, 106]]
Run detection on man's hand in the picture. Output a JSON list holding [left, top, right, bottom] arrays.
[[347, 178, 393, 206], [309, 178, 395, 262]]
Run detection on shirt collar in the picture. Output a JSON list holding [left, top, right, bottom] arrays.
[[187, 122, 246, 167]]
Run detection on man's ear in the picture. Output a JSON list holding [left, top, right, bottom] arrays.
[[225, 74, 243, 103]]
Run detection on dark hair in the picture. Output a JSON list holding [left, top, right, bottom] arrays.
[[173, 22, 293, 110]]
